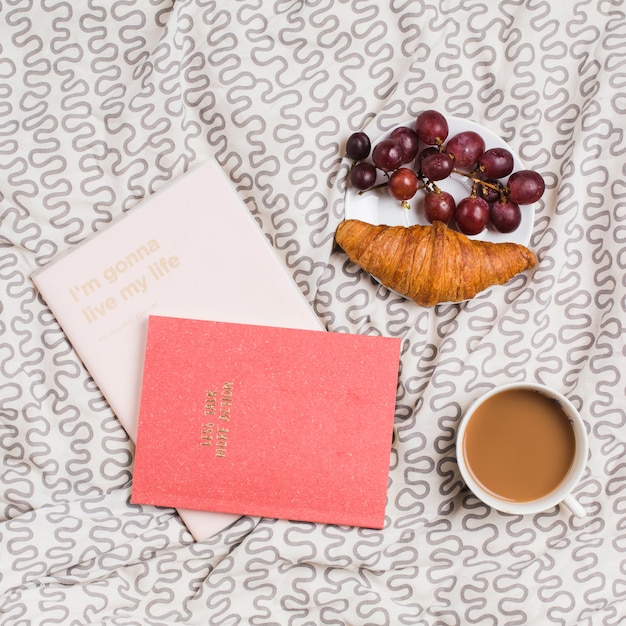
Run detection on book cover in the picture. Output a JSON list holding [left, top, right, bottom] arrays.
[[31, 160, 324, 541], [131, 316, 401, 529]]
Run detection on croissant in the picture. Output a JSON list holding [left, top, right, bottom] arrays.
[[335, 219, 536, 306]]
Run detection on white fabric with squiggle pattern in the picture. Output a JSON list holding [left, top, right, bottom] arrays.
[[1, 2, 625, 624]]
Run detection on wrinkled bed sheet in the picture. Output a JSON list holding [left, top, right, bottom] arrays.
[[1, 2, 625, 624]]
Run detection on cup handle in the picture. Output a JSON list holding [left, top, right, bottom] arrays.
[[561, 494, 586, 518]]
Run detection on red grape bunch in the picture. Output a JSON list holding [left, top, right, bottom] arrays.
[[345, 110, 545, 236]]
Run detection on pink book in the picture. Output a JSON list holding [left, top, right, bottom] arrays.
[[131, 316, 401, 529], [31, 160, 325, 541]]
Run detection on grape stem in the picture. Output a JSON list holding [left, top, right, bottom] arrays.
[[357, 181, 389, 195], [452, 168, 507, 196], [422, 179, 441, 194], [358, 181, 432, 203]]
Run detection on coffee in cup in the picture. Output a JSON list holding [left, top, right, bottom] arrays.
[[456, 382, 588, 516]]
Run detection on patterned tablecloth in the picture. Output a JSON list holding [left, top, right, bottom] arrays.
[[1, 2, 625, 624]]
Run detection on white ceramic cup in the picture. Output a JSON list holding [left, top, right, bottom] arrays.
[[456, 382, 588, 517]]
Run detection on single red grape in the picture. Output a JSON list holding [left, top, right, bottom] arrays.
[[455, 196, 490, 235], [390, 126, 419, 163], [388, 167, 419, 202], [346, 132, 371, 161], [490, 199, 522, 233], [417, 146, 440, 167], [421, 151, 454, 181], [372, 138, 404, 172], [415, 110, 449, 146], [350, 161, 377, 190], [507, 170, 545, 204], [478, 147, 514, 179], [478, 179, 503, 204], [445, 131, 486, 169], [424, 191, 455, 224]]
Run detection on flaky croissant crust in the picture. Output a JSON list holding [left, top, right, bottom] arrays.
[[335, 219, 536, 307]]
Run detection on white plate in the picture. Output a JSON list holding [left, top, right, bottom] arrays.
[[344, 116, 535, 247]]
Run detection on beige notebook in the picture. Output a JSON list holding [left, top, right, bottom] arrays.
[[32, 160, 324, 541]]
